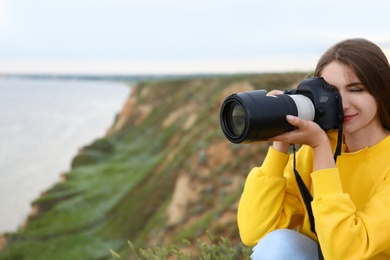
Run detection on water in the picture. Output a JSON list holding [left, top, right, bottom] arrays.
[[0, 78, 130, 234]]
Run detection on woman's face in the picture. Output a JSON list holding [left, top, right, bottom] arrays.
[[320, 61, 382, 139]]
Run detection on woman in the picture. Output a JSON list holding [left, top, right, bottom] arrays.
[[238, 38, 390, 259]]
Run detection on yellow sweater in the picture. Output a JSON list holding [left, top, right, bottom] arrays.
[[238, 132, 390, 259]]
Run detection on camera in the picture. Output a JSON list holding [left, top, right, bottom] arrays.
[[220, 77, 344, 143]]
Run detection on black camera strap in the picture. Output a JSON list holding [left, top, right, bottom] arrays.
[[292, 121, 343, 260], [292, 145, 324, 259]]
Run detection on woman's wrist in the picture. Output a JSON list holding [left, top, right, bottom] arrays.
[[312, 135, 335, 171]]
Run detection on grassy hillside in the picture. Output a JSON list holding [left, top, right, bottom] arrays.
[[0, 72, 307, 259]]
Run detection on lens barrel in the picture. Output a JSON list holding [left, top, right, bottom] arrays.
[[220, 90, 300, 143]]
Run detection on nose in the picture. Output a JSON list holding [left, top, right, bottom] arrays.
[[340, 91, 351, 111], [340, 93, 351, 110]]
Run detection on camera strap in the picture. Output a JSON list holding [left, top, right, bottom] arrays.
[[292, 146, 324, 259], [292, 122, 343, 260]]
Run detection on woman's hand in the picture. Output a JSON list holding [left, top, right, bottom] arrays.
[[266, 89, 328, 150], [270, 115, 335, 171], [265, 90, 335, 170], [270, 115, 328, 148]]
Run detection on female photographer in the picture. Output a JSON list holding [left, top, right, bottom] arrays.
[[238, 38, 390, 259]]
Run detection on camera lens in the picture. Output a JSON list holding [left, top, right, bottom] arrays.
[[220, 90, 299, 143], [220, 77, 341, 144], [228, 102, 245, 136]]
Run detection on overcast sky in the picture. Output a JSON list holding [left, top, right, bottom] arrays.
[[1, 0, 390, 75]]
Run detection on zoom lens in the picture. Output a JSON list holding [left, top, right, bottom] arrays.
[[220, 90, 301, 143], [220, 77, 342, 144]]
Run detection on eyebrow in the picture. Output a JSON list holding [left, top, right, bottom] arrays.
[[346, 82, 364, 87]]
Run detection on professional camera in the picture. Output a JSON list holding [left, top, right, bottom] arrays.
[[220, 77, 344, 143]]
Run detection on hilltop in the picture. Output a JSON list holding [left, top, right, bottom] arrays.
[[0, 72, 307, 259]]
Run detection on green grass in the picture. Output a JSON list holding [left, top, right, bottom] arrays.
[[113, 231, 252, 260]]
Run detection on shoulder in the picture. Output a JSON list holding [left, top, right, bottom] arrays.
[[367, 134, 390, 161]]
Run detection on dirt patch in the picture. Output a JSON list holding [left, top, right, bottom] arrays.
[[0, 235, 7, 251], [166, 140, 235, 226], [206, 140, 234, 166], [162, 105, 197, 130], [219, 82, 255, 105], [183, 113, 197, 130], [167, 172, 197, 225], [109, 93, 137, 132], [135, 104, 153, 124]]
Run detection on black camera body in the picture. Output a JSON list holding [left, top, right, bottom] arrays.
[[220, 77, 344, 143]]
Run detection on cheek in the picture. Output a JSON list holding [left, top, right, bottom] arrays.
[[360, 95, 378, 117]]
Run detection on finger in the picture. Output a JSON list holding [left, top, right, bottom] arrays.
[[267, 90, 284, 96], [286, 115, 299, 126], [286, 115, 308, 129], [286, 115, 309, 133], [269, 131, 295, 143], [268, 116, 299, 142]]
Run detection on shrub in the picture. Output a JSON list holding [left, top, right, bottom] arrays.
[[111, 232, 251, 260]]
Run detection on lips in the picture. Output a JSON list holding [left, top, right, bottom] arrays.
[[344, 114, 356, 122]]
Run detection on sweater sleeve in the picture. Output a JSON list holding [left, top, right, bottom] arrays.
[[237, 147, 305, 246], [312, 168, 390, 259]]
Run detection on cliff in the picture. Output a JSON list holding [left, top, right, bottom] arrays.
[[0, 73, 307, 259]]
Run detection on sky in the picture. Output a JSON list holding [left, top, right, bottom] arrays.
[[1, 0, 390, 75]]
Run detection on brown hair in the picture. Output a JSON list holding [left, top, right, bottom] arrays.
[[314, 38, 390, 130]]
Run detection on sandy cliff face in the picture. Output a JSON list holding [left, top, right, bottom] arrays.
[[1, 73, 306, 259], [104, 79, 267, 246], [166, 82, 254, 223], [103, 77, 297, 246]]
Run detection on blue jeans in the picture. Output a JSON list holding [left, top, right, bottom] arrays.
[[251, 229, 319, 260]]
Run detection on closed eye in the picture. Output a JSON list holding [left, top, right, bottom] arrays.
[[349, 88, 364, 92], [346, 82, 365, 92]]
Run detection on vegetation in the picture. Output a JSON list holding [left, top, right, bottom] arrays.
[[0, 72, 307, 259], [110, 231, 252, 259]]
